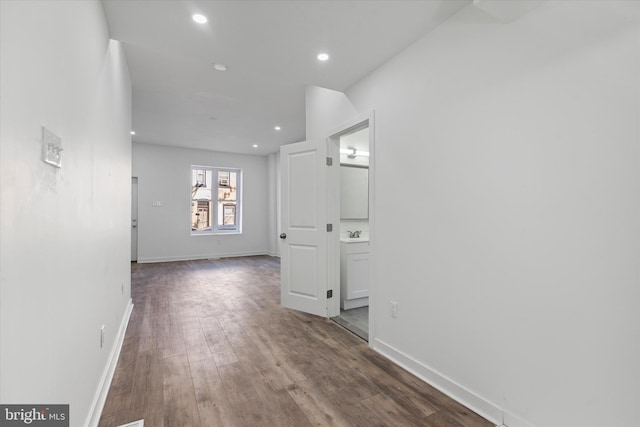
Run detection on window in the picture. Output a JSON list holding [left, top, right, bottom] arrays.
[[191, 166, 242, 234]]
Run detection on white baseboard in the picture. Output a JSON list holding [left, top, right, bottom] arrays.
[[118, 420, 144, 427], [503, 410, 536, 427], [137, 250, 268, 264], [372, 338, 507, 426], [85, 299, 134, 427]]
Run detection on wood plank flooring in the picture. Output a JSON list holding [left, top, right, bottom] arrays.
[[99, 256, 493, 427]]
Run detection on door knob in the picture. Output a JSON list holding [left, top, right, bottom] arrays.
[[280, 233, 287, 239]]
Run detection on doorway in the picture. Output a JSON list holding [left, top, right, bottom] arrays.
[[279, 112, 374, 342], [329, 121, 372, 342], [131, 177, 138, 262]]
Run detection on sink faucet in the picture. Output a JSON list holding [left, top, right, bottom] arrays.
[[348, 230, 362, 238]]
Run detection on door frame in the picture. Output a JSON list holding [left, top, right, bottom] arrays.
[[326, 111, 375, 342], [131, 176, 138, 262]]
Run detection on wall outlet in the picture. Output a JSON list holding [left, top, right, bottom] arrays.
[[390, 301, 398, 318], [100, 325, 105, 348]]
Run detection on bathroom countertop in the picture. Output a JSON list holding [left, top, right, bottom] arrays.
[[340, 237, 369, 243]]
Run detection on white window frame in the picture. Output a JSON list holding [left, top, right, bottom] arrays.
[[190, 165, 242, 235]]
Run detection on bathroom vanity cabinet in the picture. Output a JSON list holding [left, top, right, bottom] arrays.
[[340, 240, 370, 310]]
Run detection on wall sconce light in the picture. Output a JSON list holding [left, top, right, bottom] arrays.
[[340, 148, 370, 158]]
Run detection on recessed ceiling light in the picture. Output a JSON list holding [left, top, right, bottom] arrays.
[[130, 131, 136, 135], [192, 14, 207, 24], [213, 63, 227, 72], [317, 53, 329, 61], [252, 144, 258, 148], [274, 126, 281, 131]]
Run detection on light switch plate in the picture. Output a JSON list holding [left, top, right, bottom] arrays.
[[390, 301, 398, 318], [42, 126, 63, 168]]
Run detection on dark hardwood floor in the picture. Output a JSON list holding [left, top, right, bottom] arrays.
[[99, 256, 493, 427]]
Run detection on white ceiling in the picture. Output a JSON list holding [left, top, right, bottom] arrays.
[[102, 0, 469, 155]]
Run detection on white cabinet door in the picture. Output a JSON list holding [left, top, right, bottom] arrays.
[[347, 253, 369, 299], [340, 242, 370, 309]]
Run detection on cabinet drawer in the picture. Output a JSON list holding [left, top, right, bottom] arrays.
[[343, 241, 369, 255]]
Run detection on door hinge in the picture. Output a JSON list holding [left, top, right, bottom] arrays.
[[326, 223, 333, 232], [327, 289, 333, 299], [326, 157, 333, 166]]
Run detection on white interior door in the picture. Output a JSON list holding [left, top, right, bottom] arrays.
[[131, 177, 138, 262], [280, 139, 330, 317]]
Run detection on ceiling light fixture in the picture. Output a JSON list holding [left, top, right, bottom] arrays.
[[213, 63, 227, 72], [130, 131, 136, 135], [274, 126, 281, 131], [317, 53, 330, 61], [252, 144, 258, 148], [192, 14, 207, 24]]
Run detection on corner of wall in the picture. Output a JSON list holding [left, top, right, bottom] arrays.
[[305, 86, 358, 141]]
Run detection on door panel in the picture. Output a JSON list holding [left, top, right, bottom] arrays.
[[289, 151, 318, 228], [280, 140, 328, 317], [289, 244, 318, 297]]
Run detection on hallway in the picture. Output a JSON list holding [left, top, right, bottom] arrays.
[[99, 256, 492, 427]]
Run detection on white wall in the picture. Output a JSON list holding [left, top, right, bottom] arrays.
[[306, 86, 359, 140], [315, 1, 640, 426], [0, 1, 132, 426], [132, 143, 269, 262]]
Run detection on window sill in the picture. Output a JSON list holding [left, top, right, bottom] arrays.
[[191, 231, 242, 236]]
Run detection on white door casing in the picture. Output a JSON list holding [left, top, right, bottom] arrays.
[[280, 139, 330, 317], [131, 177, 138, 262]]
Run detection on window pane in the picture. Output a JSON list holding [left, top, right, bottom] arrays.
[[192, 200, 212, 231], [218, 202, 236, 227], [192, 169, 212, 200], [217, 170, 237, 201]]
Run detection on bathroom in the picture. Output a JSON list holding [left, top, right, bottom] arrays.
[[333, 126, 370, 340]]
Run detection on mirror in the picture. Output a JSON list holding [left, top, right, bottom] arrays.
[[339, 126, 369, 220], [340, 165, 368, 220]]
